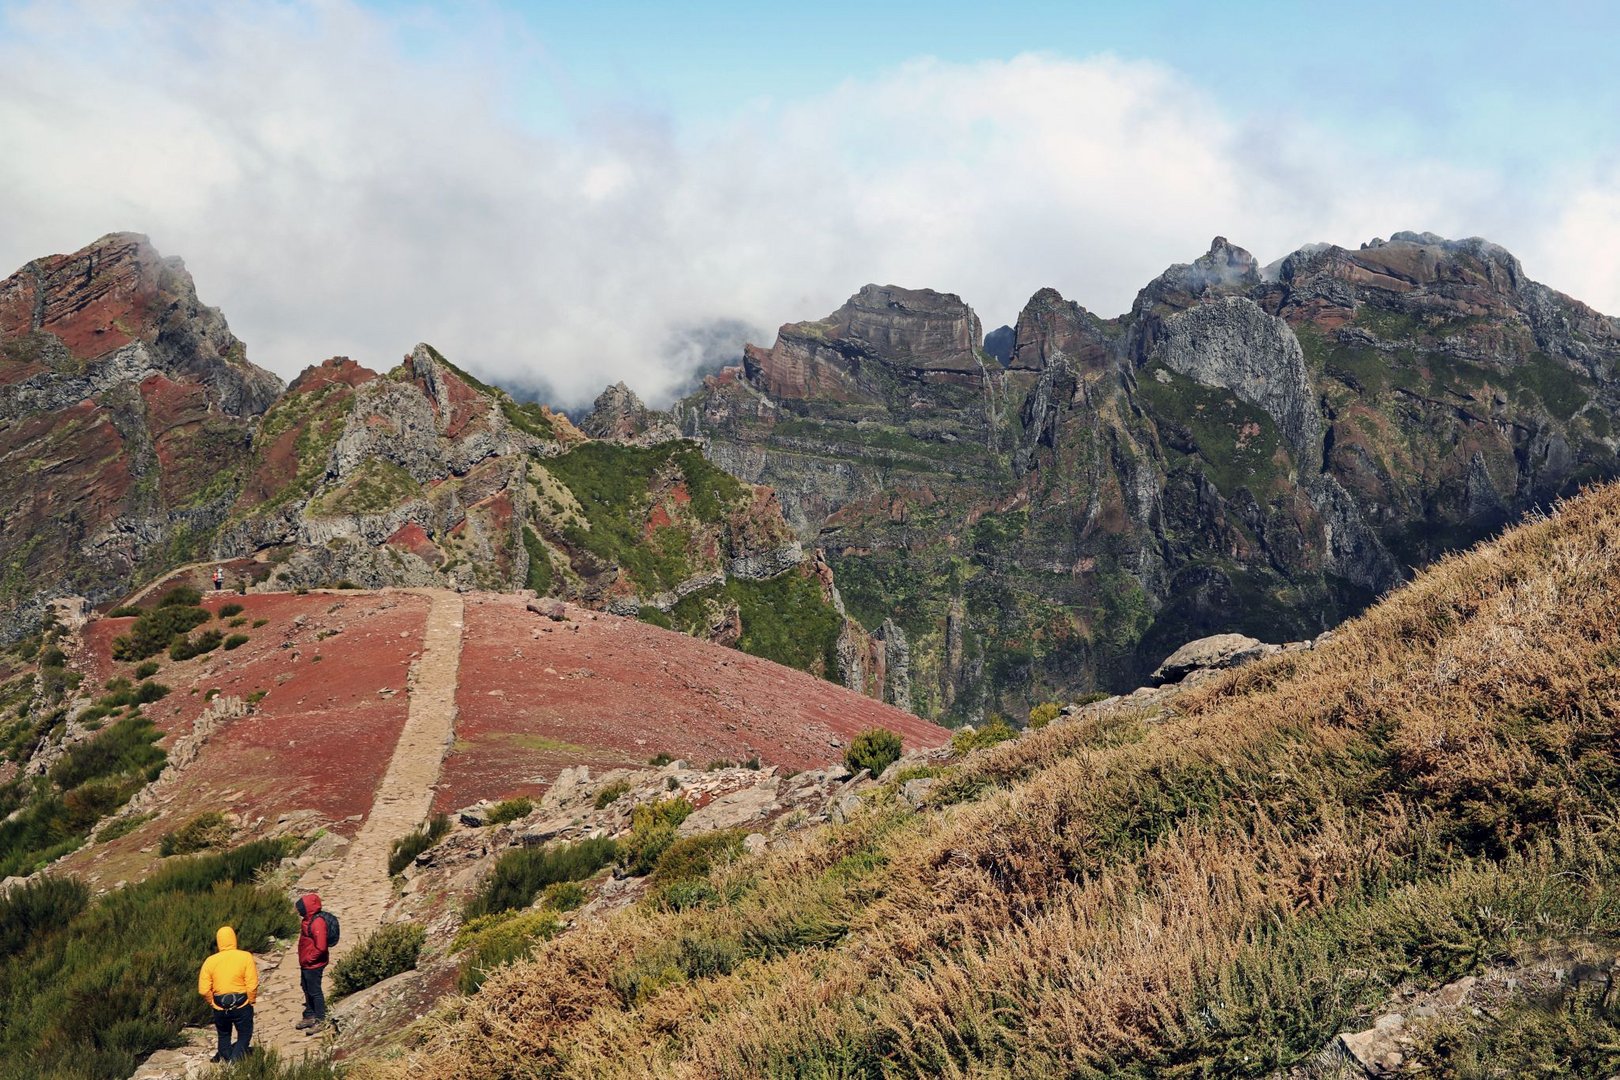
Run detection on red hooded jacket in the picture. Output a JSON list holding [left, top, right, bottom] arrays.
[[296, 892, 329, 969]]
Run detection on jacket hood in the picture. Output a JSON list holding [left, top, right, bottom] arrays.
[[297, 892, 322, 918], [216, 926, 237, 951]]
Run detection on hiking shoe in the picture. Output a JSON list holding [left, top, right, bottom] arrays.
[[305, 1021, 328, 1036], [295, 1018, 317, 1030]]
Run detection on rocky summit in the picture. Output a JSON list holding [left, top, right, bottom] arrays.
[[0, 233, 283, 640], [675, 232, 1620, 720]]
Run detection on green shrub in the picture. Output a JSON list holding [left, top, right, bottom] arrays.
[[223, 634, 250, 651], [107, 606, 144, 619], [1027, 702, 1062, 730], [132, 661, 160, 680], [619, 798, 695, 877], [0, 840, 294, 1078], [157, 586, 203, 608], [706, 759, 735, 771], [387, 814, 450, 876], [845, 728, 903, 778], [49, 716, 164, 790], [466, 837, 619, 919], [594, 780, 631, 809], [228, 616, 248, 627], [111, 605, 210, 662], [251, 619, 269, 629], [159, 812, 233, 857], [328, 922, 426, 999], [638, 606, 673, 629], [218, 603, 244, 619], [169, 629, 224, 661], [542, 880, 588, 911], [485, 797, 534, 825], [649, 753, 675, 766], [134, 680, 169, 704], [455, 910, 558, 994], [647, 830, 744, 910], [950, 718, 1019, 755], [39, 646, 66, 669], [659, 878, 722, 912], [94, 811, 155, 845], [0, 875, 89, 957]]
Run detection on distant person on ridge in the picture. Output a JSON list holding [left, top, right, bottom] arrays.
[[198, 925, 257, 1062], [295, 892, 332, 1033], [213, 566, 224, 591]]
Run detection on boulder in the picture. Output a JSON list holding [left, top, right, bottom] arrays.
[[1152, 633, 1279, 683], [1332, 1012, 1408, 1076]]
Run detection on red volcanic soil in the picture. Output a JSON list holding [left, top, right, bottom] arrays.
[[435, 593, 948, 812], [386, 522, 444, 566], [62, 589, 949, 882], [70, 592, 429, 883]]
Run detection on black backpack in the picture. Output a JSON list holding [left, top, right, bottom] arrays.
[[317, 909, 340, 947]]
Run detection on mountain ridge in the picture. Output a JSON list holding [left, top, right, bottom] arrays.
[[669, 230, 1620, 719], [7, 229, 1618, 719]]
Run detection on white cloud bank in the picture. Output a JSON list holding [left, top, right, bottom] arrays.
[[1, 1, 1615, 407]]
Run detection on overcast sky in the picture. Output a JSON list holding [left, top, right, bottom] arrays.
[[3, 0, 1618, 406]]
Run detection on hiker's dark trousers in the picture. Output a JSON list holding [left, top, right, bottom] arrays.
[[301, 965, 326, 1020], [213, 1002, 253, 1061]]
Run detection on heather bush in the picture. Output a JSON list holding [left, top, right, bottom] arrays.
[[465, 836, 618, 918], [844, 727, 902, 777], [950, 716, 1019, 754], [159, 811, 232, 857], [455, 910, 559, 994], [1027, 701, 1062, 729], [618, 798, 694, 876], [387, 813, 450, 876], [593, 780, 630, 808], [329, 922, 426, 999], [485, 797, 534, 825], [169, 629, 224, 661]]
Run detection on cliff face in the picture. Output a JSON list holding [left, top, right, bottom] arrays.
[[0, 233, 283, 637], [678, 233, 1620, 721]]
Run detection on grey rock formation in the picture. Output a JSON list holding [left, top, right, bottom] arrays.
[[1152, 296, 1321, 469], [1152, 633, 1280, 683]]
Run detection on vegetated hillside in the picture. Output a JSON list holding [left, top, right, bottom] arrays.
[[390, 479, 1620, 1078], [0, 233, 283, 640], [677, 232, 1620, 721]]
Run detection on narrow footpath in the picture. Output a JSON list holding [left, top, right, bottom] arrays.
[[259, 588, 465, 1058]]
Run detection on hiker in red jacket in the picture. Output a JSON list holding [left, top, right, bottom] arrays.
[[295, 893, 330, 1033]]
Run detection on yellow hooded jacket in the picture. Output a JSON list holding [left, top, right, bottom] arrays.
[[198, 926, 258, 1008]]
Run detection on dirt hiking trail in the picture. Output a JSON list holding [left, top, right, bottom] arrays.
[[261, 589, 464, 1058]]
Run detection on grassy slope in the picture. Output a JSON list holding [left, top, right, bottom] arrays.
[[389, 480, 1620, 1079]]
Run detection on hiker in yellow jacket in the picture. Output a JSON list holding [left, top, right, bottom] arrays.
[[198, 925, 258, 1062]]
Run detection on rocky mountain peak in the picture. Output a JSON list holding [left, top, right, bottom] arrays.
[[581, 380, 656, 440], [1131, 236, 1262, 322], [830, 284, 984, 374], [0, 232, 282, 417], [1009, 287, 1109, 372]]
